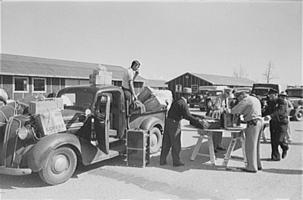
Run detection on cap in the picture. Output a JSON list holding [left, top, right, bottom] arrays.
[[234, 91, 246, 98], [268, 88, 279, 94], [280, 91, 288, 96]]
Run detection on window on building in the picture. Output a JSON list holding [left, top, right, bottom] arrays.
[[176, 84, 182, 92], [191, 85, 198, 93], [33, 78, 46, 92], [14, 77, 29, 92]]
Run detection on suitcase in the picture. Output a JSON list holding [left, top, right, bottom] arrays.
[[126, 129, 150, 167], [137, 86, 155, 103], [143, 96, 167, 112]]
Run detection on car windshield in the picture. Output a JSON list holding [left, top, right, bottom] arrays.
[[57, 88, 95, 110], [286, 89, 303, 98], [252, 88, 269, 96]]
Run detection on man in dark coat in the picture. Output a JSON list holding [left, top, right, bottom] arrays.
[[160, 88, 205, 167], [263, 89, 289, 161]]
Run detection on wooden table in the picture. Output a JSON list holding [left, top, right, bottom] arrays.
[[190, 127, 247, 167]]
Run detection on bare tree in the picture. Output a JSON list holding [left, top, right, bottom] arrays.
[[263, 61, 278, 83], [233, 66, 248, 78]]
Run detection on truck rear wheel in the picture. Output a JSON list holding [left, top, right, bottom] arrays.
[[149, 127, 162, 154], [294, 109, 303, 121], [39, 147, 77, 185]]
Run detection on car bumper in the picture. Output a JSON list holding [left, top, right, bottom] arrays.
[[0, 166, 32, 175]]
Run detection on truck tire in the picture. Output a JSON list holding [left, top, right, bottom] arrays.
[[294, 109, 303, 121], [39, 147, 77, 185], [149, 127, 162, 154]]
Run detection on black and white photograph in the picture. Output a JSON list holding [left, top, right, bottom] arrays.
[[0, 0, 302, 200]]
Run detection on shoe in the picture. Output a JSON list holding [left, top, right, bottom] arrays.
[[160, 161, 167, 165], [173, 162, 185, 167], [216, 146, 226, 151], [282, 149, 288, 159], [258, 167, 263, 171], [239, 168, 257, 173]]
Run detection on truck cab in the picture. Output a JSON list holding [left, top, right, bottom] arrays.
[[0, 84, 166, 185]]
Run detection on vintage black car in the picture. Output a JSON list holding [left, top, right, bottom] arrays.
[[0, 85, 166, 185]]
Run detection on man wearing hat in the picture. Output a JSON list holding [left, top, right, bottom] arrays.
[[229, 91, 263, 172], [263, 89, 289, 161], [160, 87, 207, 167]]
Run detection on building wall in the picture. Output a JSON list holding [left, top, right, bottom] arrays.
[[167, 73, 212, 99], [0, 74, 144, 101]]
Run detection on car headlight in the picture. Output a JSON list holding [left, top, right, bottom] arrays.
[[17, 126, 34, 140]]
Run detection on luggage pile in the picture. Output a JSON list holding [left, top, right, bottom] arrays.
[[137, 86, 172, 112], [29, 98, 66, 136], [0, 89, 8, 105], [89, 64, 112, 85]]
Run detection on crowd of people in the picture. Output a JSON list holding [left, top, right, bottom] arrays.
[[120, 60, 294, 170], [1, 59, 295, 172]]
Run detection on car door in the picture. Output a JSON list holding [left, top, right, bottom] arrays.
[[94, 93, 111, 154]]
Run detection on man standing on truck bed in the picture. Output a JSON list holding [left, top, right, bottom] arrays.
[[122, 60, 141, 106], [160, 88, 207, 167]]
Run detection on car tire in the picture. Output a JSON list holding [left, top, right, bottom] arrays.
[[149, 127, 162, 154], [294, 109, 303, 121], [39, 147, 77, 185]]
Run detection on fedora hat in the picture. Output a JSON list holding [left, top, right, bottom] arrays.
[[182, 87, 192, 95]]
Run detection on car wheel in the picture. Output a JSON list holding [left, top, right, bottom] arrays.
[[294, 109, 303, 121], [149, 127, 162, 154], [39, 147, 77, 185]]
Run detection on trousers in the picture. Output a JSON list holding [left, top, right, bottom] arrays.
[[160, 118, 182, 164], [269, 119, 289, 160], [244, 119, 263, 171]]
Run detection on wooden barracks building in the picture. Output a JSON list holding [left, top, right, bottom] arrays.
[[0, 54, 168, 100], [1, 53, 254, 101], [166, 72, 255, 99]]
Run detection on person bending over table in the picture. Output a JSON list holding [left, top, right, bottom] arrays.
[[160, 88, 208, 167], [228, 91, 263, 173]]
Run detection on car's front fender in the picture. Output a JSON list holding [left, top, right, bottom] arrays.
[[26, 133, 81, 172]]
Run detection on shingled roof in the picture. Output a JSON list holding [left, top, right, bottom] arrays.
[[191, 72, 254, 86], [145, 79, 167, 88], [0, 53, 145, 82]]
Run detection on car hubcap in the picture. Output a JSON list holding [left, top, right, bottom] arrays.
[[150, 133, 157, 148], [52, 155, 68, 174]]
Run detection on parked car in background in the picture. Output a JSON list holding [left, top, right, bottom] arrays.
[[251, 83, 283, 114], [199, 90, 223, 111], [189, 94, 204, 108], [286, 87, 303, 121]]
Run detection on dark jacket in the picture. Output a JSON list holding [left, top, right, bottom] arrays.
[[264, 98, 288, 123], [167, 97, 200, 125]]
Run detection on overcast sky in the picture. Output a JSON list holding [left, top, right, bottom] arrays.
[[1, 0, 302, 86]]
